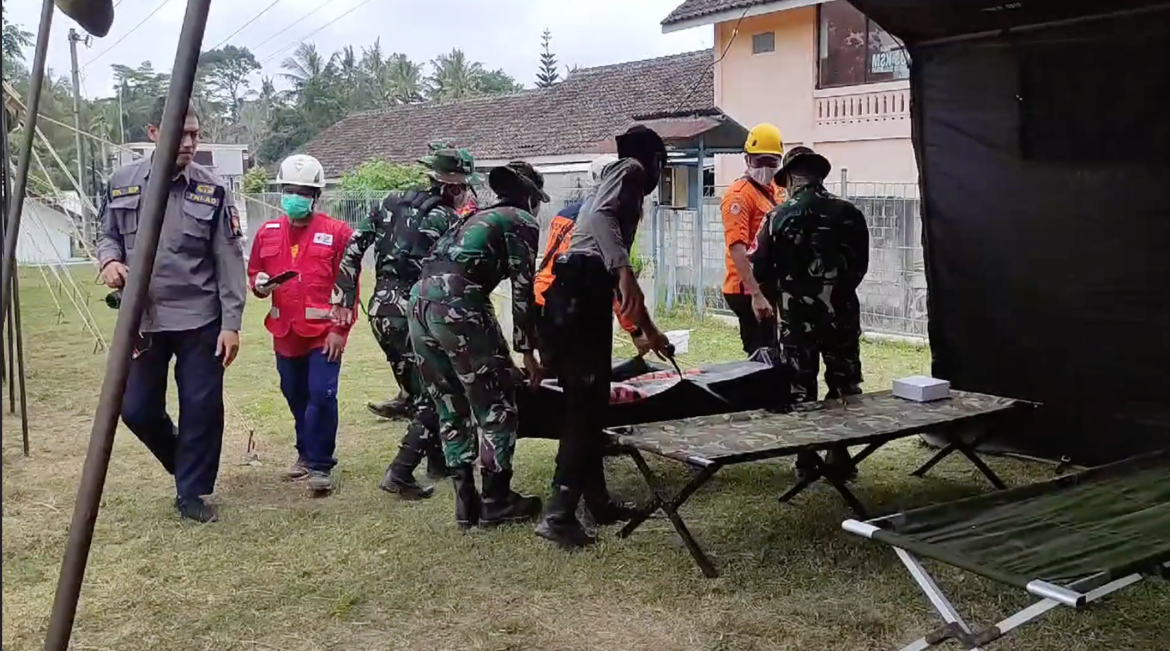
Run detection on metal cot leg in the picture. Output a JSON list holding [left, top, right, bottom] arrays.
[[617, 447, 722, 578], [778, 441, 887, 518], [911, 431, 1006, 490]]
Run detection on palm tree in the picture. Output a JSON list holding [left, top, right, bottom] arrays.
[[427, 49, 485, 102], [386, 53, 424, 105], [280, 42, 334, 92]]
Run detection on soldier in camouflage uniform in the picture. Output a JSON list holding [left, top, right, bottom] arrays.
[[361, 141, 478, 419], [409, 161, 547, 529], [330, 147, 478, 498], [753, 146, 870, 479]]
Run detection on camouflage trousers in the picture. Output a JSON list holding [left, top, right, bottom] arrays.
[[407, 296, 520, 471], [368, 287, 423, 400], [779, 286, 863, 403]]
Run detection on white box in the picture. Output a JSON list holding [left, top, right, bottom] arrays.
[[893, 375, 951, 402], [665, 330, 691, 355]]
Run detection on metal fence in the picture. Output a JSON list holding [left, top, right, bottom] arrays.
[[648, 180, 928, 339]]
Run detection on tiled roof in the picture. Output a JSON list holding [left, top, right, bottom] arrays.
[[300, 50, 715, 177], [662, 0, 773, 26]]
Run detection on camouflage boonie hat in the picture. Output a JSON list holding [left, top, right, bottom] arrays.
[[488, 160, 550, 203], [419, 147, 479, 185]]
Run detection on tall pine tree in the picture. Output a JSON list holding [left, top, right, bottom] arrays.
[[535, 29, 560, 88]]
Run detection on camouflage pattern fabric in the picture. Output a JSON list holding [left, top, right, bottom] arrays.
[[407, 205, 541, 470], [368, 308, 422, 399], [409, 295, 521, 470], [331, 190, 461, 317], [412, 205, 540, 352], [754, 183, 870, 403], [616, 391, 1020, 464]]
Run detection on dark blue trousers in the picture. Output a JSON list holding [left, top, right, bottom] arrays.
[[121, 320, 225, 500], [276, 348, 340, 473]]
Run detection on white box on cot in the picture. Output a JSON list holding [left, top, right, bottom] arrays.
[[893, 375, 951, 402]]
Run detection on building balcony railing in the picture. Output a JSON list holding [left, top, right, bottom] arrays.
[[813, 84, 912, 142]]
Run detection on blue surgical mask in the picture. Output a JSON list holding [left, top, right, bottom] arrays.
[[281, 193, 313, 220]]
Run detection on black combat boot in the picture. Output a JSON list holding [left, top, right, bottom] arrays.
[[535, 484, 596, 549], [366, 390, 413, 420], [480, 468, 542, 527], [583, 466, 637, 526], [378, 424, 435, 499], [425, 435, 452, 480], [452, 465, 481, 530]]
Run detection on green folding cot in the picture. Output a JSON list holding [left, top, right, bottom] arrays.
[[843, 450, 1170, 650]]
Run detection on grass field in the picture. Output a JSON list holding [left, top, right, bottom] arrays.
[[2, 270, 1167, 651]]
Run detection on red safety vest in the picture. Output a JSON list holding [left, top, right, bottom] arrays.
[[248, 213, 354, 342]]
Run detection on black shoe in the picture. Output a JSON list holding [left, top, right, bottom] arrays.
[[452, 465, 481, 530], [379, 462, 435, 499], [824, 447, 858, 483], [481, 468, 542, 527], [583, 469, 636, 526], [425, 440, 452, 480], [378, 423, 435, 499], [535, 485, 596, 549], [175, 496, 218, 523], [367, 392, 413, 419]]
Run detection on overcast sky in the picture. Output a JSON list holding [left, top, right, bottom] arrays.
[[7, 0, 712, 98]]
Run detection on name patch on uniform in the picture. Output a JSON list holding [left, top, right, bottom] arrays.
[[110, 185, 141, 198], [185, 191, 221, 206], [265, 222, 282, 229], [312, 232, 334, 246]]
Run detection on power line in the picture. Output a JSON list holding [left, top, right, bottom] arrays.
[[250, 0, 341, 53], [259, 0, 379, 66], [82, 0, 176, 71], [207, 0, 286, 51], [673, 5, 751, 113]]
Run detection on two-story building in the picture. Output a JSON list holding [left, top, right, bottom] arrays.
[[662, 0, 915, 187]]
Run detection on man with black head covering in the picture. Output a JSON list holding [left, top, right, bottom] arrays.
[[535, 125, 674, 549], [753, 146, 870, 479], [408, 161, 548, 529]]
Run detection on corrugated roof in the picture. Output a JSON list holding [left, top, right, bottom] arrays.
[[299, 50, 716, 177], [661, 0, 773, 26]]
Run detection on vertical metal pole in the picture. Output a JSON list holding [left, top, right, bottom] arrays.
[[43, 2, 213, 649], [1, 0, 54, 332], [840, 167, 850, 198], [695, 138, 706, 318], [69, 29, 87, 202], [13, 269, 28, 456], [117, 86, 127, 145]]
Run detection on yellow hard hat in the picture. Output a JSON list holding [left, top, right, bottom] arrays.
[[744, 123, 784, 156]]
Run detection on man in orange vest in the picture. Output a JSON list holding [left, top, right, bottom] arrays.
[[248, 154, 356, 494], [720, 123, 786, 355]]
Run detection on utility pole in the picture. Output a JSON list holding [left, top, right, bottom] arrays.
[[68, 29, 89, 239]]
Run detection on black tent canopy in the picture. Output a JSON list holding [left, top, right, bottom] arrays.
[[846, 0, 1170, 464]]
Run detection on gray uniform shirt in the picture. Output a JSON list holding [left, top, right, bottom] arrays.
[[95, 157, 247, 333], [566, 158, 648, 271]]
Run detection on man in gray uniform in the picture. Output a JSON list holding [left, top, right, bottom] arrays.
[[96, 97, 247, 523]]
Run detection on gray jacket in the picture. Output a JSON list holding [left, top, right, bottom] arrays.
[[566, 158, 648, 272], [96, 157, 246, 333]]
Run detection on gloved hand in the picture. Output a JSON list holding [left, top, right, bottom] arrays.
[[253, 271, 272, 298]]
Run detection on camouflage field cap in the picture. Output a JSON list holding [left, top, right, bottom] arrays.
[[488, 160, 550, 203], [419, 147, 479, 185]]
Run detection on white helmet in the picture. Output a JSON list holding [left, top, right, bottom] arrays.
[[589, 155, 618, 183], [277, 154, 326, 188]]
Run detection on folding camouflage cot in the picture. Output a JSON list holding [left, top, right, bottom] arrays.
[[843, 450, 1170, 650], [612, 390, 1027, 577]]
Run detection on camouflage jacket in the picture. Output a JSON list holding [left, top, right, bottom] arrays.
[[332, 189, 460, 315], [412, 205, 541, 353], [752, 183, 870, 297]]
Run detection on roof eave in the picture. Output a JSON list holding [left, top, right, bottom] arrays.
[[661, 0, 819, 34]]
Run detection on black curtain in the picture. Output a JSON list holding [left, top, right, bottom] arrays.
[[910, 8, 1170, 463]]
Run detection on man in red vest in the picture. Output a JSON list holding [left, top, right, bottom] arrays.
[[248, 154, 356, 493]]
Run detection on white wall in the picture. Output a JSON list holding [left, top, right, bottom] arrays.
[[16, 201, 82, 266]]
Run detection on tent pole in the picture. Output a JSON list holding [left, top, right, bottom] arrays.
[[42, 2, 213, 649], [1, 0, 53, 330]]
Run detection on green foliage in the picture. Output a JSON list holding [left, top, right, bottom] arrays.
[[630, 236, 646, 278], [337, 160, 428, 193], [242, 166, 269, 194], [535, 29, 560, 88]]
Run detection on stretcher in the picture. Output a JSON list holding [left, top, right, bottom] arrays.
[[611, 390, 1028, 577], [843, 450, 1170, 650]]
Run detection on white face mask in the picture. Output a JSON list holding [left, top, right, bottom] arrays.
[[747, 166, 778, 187]]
